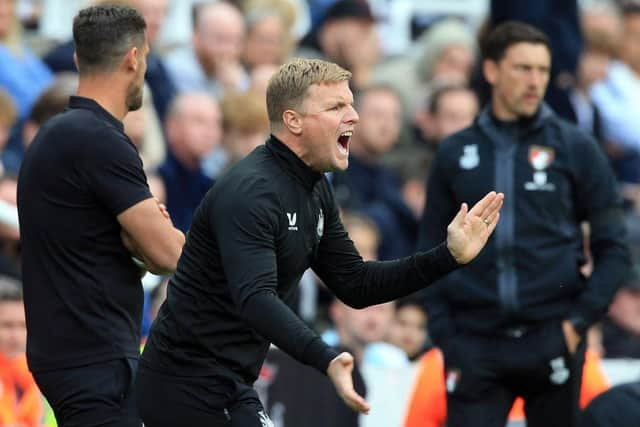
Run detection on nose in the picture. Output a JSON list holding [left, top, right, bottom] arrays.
[[528, 69, 547, 89], [346, 105, 360, 124]]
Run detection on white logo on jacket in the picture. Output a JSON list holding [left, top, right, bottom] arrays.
[[317, 209, 324, 238], [549, 356, 570, 384], [525, 145, 556, 191], [287, 212, 298, 231], [459, 145, 479, 170]]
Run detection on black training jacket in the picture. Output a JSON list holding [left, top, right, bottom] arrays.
[[418, 104, 630, 345], [142, 135, 459, 384]]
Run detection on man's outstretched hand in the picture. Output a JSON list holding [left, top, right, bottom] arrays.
[[446, 191, 504, 264], [327, 352, 370, 415]]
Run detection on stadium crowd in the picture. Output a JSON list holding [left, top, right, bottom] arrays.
[[2, 0, 640, 425]]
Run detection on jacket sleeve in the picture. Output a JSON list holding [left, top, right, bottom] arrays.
[[568, 130, 631, 330], [417, 145, 460, 346], [213, 178, 338, 374], [311, 180, 459, 309]]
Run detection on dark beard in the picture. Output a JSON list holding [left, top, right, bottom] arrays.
[[126, 84, 143, 111]]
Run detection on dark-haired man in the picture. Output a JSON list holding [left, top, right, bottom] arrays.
[[17, 5, 185, 427], [419, 21, 629, 427]]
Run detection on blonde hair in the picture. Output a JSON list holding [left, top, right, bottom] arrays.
[[221, 90, 269, 133], [266, 58, 351, 129]]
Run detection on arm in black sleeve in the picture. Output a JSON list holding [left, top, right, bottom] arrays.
[[213, 178, 338, 374], [243, 290, 339, 374], [568, 131, 631, 331], [312, 176, 459, 309]]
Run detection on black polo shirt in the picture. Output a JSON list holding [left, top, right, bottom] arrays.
[[18, 96, 152, 372]]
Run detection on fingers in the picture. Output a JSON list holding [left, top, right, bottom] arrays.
[[450, 202, 468, 228], [342, 388, 370, 414], [486, 212, 500, 235], [468, 191, 503, 217], [482, 193, 504, 223], [467, 191, 496, 216], [327, 352, 371, 414], [468, 192, 504, 225]]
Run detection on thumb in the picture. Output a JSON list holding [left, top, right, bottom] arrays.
[[333, 352, 354, 369]]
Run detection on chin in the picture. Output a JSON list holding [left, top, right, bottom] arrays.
[[335, 158, 349, 172]]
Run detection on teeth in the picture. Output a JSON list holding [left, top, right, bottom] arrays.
[[340, 131, 353, 137]]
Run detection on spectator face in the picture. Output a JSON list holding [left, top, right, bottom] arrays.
[[432, 89, 478, 142], [621, 14, 640, 74], [577, 49, 609, 90], [387, 304, 427, 359], [0, 300, 26, 358], [297, 81, 359, 172], [249, 64, 278, 98], [355, 89, 402, 157], [348, 223, 378, 262], [484, 42, 551, 120], [194, 3, 246, 75], [431, 44, 474, 85], [244, 15, 286, 69], [166, 94, 222, 167], [0, 0, 14, 40], [337, 302, 395, 348], [321, 18, 380, 70], [225, 129, 267, 162], [132, 0, 168, 46], [123, 107, 145, 149]]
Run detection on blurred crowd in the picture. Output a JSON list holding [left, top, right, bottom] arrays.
[[2, 0, 640, 425]]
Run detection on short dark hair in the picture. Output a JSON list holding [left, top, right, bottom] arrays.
[[623, 2, 640, 18], [481, 21, 550, 63], [72, 4, 146, 74], [0, 276, 22, 303]]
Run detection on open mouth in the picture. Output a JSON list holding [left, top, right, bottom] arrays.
[[337, 131, 352, 156]]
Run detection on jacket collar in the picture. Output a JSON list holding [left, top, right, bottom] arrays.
[[477, 102, 554, 137], [266, 135, 323, 191]]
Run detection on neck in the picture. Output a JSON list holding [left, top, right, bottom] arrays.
[[273, 132, 317, 171], [490, 95, 517, 122], [170, 145, 200, 171], [77, 75, 128, 121]]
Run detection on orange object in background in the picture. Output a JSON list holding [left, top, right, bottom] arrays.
[[404, 348, 609, 427], [0, 353, 44, 427]]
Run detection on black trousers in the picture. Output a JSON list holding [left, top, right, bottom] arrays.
[[442, 320, 586, 427], [136, 366, 273, 426], [34, 358, 140, 427]]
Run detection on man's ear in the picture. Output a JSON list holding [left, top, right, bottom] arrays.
[[124, 46, 139, 72], [483, 59, 498, 85], [73, 51, 80, 72], [282, 109, 303, 135]]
